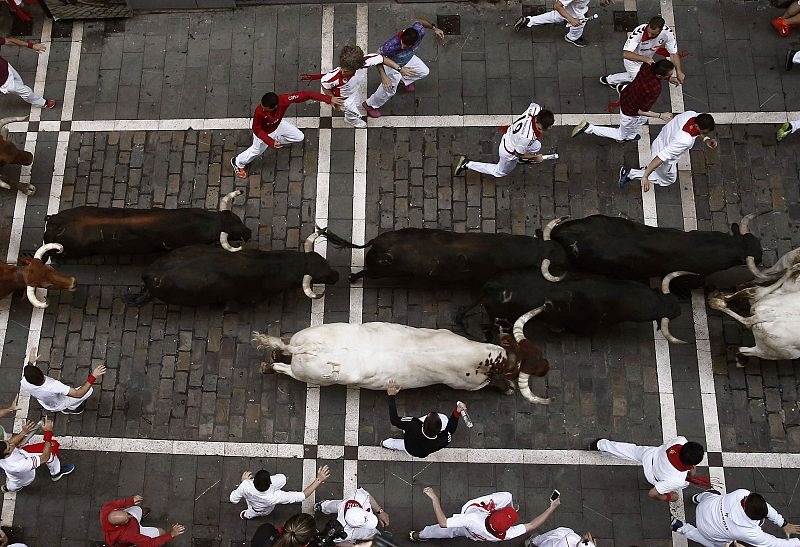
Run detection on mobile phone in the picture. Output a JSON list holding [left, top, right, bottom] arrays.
[[549, 489, 560, 502]]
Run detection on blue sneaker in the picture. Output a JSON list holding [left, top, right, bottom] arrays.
[[51, 463, 75, 481], [618, 167, 631, 188], [671, 518, 683, 532]]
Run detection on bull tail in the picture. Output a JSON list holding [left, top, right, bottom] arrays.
[[252, 331, 290, 353], [318, 226, 368, 249]]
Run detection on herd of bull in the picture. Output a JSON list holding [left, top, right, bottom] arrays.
[[2, 176, 799, 403]]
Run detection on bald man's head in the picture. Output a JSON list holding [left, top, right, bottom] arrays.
[[108, 510, 132, 526]]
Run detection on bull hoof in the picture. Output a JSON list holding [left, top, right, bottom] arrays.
[[260, 362, 275, 374], [24, 184, 36, 196]]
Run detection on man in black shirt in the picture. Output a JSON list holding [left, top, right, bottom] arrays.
[[381, 379, 466, 458]]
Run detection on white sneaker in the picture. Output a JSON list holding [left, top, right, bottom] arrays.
[[348, 118, 368, 128]]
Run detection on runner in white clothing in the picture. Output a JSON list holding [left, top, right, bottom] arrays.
[[21, 347, 106, 415], [453, 103, 554, 178], [410, 488, 561, 542], [525, 527, 596, 547], [230, 465, 330, 519], [600, 16, 684, 91], [317, 487, 390, 543], [673, 489, 800, 547], [619, 111, 717, 192], [0, 417, 74, 492], [592, 436, 705, 502], [514, 0, 616, 48], [304, 46, 409, 129]]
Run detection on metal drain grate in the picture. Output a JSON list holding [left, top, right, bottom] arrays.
[[436, 15, 461, 36], [613, 10, 639, 32]]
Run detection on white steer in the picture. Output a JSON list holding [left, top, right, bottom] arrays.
[[252, 322, 553, 404], [708, 264, 800, 362]]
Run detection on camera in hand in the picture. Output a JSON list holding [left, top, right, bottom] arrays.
[[310, 519, 346, 547]]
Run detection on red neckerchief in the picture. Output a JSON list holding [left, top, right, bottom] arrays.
[[530, 114, 542, 137], [666, 444, 692, 471], [682, 117, 700, 137], [484, 515, 506, 540], [641, 30, 656, 43]]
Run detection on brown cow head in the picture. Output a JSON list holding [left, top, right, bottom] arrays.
[[0, 116, 36, 196], [20, 244, 76, 308]]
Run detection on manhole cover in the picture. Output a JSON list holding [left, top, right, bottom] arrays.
[[613, 10, 639, 32], [436, 14, 461, 36], [104, 19, 126, 34], [51, 20, 72, 39]]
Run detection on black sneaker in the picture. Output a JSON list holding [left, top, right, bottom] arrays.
[[314, 501, 322, 513], [514, 16, 529, 33], [453, 155, 469, 176], [564, 35, 588, 48], [615, 83, 627, 95], [599, 75, 611, 87], [787, 49, 798, 71], [62, 402, 86, 415], [618, 167, 631, 188], [589, 438, 602, 451], [571, 119, 590, 138], [51, 463, 75, 481], [671, 518, 683, 532]]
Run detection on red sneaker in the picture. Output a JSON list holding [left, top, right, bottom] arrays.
[[362, 101, 381, 118], [401, 82, 415, 92], [43, 99, 56, 109], [772, 17, 791, 37], [230, 157, 247, 179]]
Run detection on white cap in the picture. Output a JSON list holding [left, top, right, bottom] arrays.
[[344, 507, 378, 529]]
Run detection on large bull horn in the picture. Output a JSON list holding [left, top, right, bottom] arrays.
[[26, 243, 65, 308], [0, 115, 28, 140], [511, 304, 553, 405], [302, 229, 325, 299], [660, 317, 687, 345], [660, 270, 696, 294], [517, 373, 553, 405], [739, 211, 772, 277], [219, 190, 243, 252], [512, 303, 550, 342], [540, 259, 565, 282], [542, 216, 569, 241]]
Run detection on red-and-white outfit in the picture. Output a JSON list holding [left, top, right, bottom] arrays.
[[101, 497, 174, 547], [676, 489, 800, 547], [0, 433, 61, 492], [465, 102, 543, 178], [605, 23, 678, 86], [520, 0, 590, 41], [527, 527, 597, 547], [233, 91, 334, 170], [597, 436, 693, 495], [419, 492, 527, 542], [627, 110, 704, 187], [317, 54, 383, 128], [0, 38, 45, 107], [229, 473, 305, 519], [319, 487, 380, 543], [21, 374, 93, 413]]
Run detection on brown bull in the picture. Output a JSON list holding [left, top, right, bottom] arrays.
[[0, 116, 35, 196], [0, 244, 76, 308]]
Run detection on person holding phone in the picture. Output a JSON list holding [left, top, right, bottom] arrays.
[[410, 488, 560, 542]]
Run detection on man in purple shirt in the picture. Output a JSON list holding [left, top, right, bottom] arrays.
[[0, 36, 56, 109], [362, 19, 444, 118]]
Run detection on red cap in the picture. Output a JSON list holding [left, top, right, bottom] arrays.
[[487, 507, 519, 534]]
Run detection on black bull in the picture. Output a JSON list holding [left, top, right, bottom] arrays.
[[543, 213, 765, 281], [471, 269, 688, 343], [321, 227, 570, 285], [138, 244, 338, 305], [43, 205, 251, 258]]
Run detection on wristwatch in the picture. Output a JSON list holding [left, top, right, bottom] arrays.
[[375, 509, 383, 515]]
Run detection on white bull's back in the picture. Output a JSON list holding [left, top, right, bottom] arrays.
[[748, 291, 800, 359], [284, 322, 504, 390]]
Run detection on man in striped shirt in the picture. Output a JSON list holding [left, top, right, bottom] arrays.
[[453, 103, 554, 178]]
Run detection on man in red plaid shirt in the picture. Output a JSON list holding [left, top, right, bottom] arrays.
[[571, 59, 675, 143]]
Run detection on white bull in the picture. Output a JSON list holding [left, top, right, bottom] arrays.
[[252, 322, 553, 404], [708, 264, 800, 362]]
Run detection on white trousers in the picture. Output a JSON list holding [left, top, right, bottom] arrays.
[[343, 93, 365, 126], [526, 11, 586, 40], [59, 387, 93, 412], [125, 506, 161, 538], [420, 524, 471, 540], [597, 438, 651, 464], [365, 55, 430, 109], [675, 492, 727, 547], [585, 113, 646, 142], [234, 120, 305, 168], [5, 453, 61, 491], [0, 65, 45, 107], [466, 138, 541, 178], [789, 120, 800, 133], [628, 159, 677, 186], [606, 58, 643, 86]]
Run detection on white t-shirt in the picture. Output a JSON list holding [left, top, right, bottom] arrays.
[[696, 489, 800, 547], [20, 376, 72, 412], [529, 527, 584, 547], [623, 23, 678, 58], [503, 103, 542, 156], [228, 473, 305, 515], [652, 111, 700, 165], [642, 436, 691, 494], [321, 54, 383, 98], [336, 488, 379, 543], [559, 0, 589, 19], [446, 492, 527, 542], [0, 448, 39, 486]]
